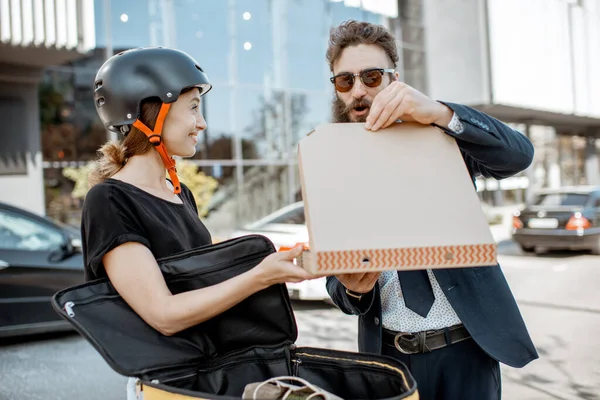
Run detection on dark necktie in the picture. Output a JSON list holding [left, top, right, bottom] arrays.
[[397, 270, 435, 318]]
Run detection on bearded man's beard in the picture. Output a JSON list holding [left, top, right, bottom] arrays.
[[331, 95, 372, 123]]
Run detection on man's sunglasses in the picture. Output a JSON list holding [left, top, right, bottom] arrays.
[[330, 68, 395, 93]]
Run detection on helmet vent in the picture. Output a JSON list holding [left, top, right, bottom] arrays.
[[94, 80, 103, 90], [96, 97, 106, 106]]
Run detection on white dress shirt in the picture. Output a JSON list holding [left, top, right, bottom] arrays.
[[378, 269, 462, 332], [379, 112, 465, 333]]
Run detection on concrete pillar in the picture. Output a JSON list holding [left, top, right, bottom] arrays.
[[523, 124, 537, 204], [0, 64, 45, 215], [584, 136, 600, 185], [515, 188, 524, 204], [572, 137, 581, 184], [548, 130, 562, 189], [493, 189, 504, 206]]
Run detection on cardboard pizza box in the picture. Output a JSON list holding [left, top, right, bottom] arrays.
[[296, 122, 497, 276]]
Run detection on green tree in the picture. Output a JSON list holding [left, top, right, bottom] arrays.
[[176, 160, 219, 216], [62, 160, 218, 217]]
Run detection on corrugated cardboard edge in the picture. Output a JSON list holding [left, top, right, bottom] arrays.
[[296, 250, 315, 273], [298, 244, 497, 275], [297, 140, 317, 256]]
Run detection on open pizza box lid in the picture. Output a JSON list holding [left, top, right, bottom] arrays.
[[296, 122, 497, 276]]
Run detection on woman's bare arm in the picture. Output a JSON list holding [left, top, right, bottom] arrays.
[[103, 242, 309, 336]]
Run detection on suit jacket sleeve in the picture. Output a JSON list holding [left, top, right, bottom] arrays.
[[434, 102, 535, 179], [326, 276, 376, 316]]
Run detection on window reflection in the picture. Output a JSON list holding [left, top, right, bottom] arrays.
[[236, 0, 273, 85], [41, 65, 107, 163], [193, 85, 234, 161], [94, 0, 152, 49], [41, 0, 393, 229], [173, 0, 230, 84], [286, 0, 329, 91], [237, 88, 283, 160], [239, 165, 298, 221], [202, 166, 241, 222], [291, 90, 332, 145], [0, 210, 64, 251], [235, 88, 331, 159]]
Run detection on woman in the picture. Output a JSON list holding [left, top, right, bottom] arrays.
[[81, 47, 313, 399]]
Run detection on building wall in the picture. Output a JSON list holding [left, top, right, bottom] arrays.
[[422, 0, 491, 105], [487, 0, 600, 116], [0, 81, 45, 215], [0, 0, 96, 217], [423, 0, 600, 208], [423, 0, 600, 118]]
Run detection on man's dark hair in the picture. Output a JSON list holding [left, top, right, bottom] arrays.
[[326, 20, 399, 71]]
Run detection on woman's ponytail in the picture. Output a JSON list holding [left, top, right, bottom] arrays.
[[88, 140, 128, 188], [87, 98, 164, 188]]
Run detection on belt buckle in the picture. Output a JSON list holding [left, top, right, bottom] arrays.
[[393, 332, 420, 355]]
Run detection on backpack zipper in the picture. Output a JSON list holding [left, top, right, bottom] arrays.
[[63, 294, 121, 318]]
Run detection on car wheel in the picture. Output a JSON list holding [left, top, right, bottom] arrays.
[[520, 245, 535, 253]]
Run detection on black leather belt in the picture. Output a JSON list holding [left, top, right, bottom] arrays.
[[382, 324, 471, 355]]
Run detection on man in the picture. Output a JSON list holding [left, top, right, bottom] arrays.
[[324, 20, 538, 400]]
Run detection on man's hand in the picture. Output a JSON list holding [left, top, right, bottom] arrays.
[[336, 272, 381, 294], [365, 81, 453, 131]]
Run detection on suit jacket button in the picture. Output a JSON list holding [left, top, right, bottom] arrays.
[[374, 317, 380, 326]]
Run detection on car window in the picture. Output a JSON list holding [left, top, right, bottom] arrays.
[[533, 193, 589, 207], [269, 207, 306, 225], [0, 209, 65, 251]]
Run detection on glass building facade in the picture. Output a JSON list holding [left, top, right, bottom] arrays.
[[41, 0, 396, 232], [39, 0, 599, 231]]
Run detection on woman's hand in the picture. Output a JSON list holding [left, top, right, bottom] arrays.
[[251, 246, 314, 288]]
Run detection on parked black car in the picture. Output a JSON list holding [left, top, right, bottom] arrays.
[[512, 186, 600, 254], [0, 202, 84, 339]]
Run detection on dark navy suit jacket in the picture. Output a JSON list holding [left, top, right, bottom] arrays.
[[326, 102, 539, 368]]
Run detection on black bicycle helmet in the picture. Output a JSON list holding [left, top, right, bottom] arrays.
[[92, 47, 212, 194], [93, 46, 212, 133]]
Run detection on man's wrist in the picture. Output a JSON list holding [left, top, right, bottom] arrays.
[[446, 112, 465, 133], [432, 104, 464, 134], [433, 102, 454, 128]]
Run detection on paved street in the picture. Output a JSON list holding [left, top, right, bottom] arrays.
[[1, 242, 599, 400]]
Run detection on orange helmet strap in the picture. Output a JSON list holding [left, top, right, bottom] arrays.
[[132, 103, 181, 194]]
